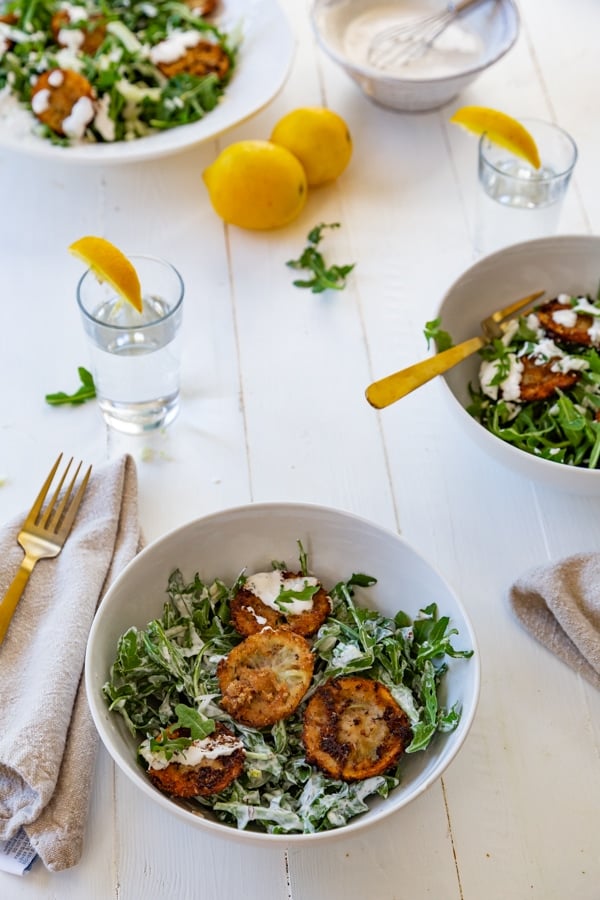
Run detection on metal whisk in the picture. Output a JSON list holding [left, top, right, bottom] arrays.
[[367, 0, 489, 71]]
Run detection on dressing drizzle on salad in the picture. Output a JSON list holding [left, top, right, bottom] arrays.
[[103, 549, 472, 834], [0, 0, 238, 145], [427, 291, 600, 468]]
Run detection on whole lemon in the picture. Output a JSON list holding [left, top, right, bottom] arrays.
[[270, 107, 352, 186], [202, 140, 308, 230]]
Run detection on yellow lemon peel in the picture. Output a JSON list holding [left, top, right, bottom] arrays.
[[270, 107, 353, 187], [69, 235, 143, 312], [450, 106, 541, 169], [203, 140, 307, 230]]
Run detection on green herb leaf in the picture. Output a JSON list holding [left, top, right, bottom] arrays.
[[275, 581, 320, 610], [148, 705, 215, 760], [424, 318, 453, 352], [45, 367, 97, 406], [287, 223, 355, 293], [104, 557, 472, 834]]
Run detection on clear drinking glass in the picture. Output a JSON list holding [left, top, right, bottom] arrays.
[[474, 118, 578, 257], [77, 254, 184, 434]]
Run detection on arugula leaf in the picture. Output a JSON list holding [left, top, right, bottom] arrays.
[[149, 704, 215, 760], [104, 555, 472, 834], [424, 318, 453, 352], [465, 293, 600, 469], [287, 223, 355, 293], [45, 367, 96, 406], [275, 581, 320, 610]]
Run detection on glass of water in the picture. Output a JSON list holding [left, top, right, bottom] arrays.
[[77, 254, 184, 434], [474, 118, 578, 257]]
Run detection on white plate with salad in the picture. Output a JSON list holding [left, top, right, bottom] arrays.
[[435, 235, 600, 495], [0, 0, 294, 164], [85, 502, 479, 843]]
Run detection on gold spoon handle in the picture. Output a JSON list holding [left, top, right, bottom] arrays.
[[365, 335, 485, 409]]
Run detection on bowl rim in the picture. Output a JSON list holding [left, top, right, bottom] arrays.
[[435, 234, 600, 489], [85, 500, 481, 844], [309, 0, 520, 85]]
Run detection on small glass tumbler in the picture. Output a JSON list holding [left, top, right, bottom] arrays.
[[473, 118, 578, 257], [77, 254, 184, 434]]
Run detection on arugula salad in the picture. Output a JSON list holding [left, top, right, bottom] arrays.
[[0, 0, 238, 145], [103, 548, 473, 834], [426, 290, 600, 469]]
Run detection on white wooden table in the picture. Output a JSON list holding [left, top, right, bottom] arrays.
[[1, 1, 600, 897]]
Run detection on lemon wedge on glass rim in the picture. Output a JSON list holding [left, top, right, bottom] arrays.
[[450, 106, 541, 170], [69, 236, 143, 312]]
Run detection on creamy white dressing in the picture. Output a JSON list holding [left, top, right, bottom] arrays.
[[149, 29, 202, 65], [48, 70, 64, 87], [93, 92, 115, 141], [139, 732, 244, 771], [331, 643, 362, 667], [525, 312, 543, 337], [60, 2, 88, 23], [56, 46, 84, 71], [529, 338, 589, 374], [58, 27, 84, 52], [245, 570, 319, 615], [62, 94, 94, 137], [531, 337, 564, 361], [571, 296, 599, 316], [552, 308, 577, 328], [551, 355, 589, 374], [479, 353, 523, 402], [588, 320, 600, 344], [480, 307, 597, 403], [243, 605, 268, 626], [332, 2, 484, 79], [31, 88, 50, 115]]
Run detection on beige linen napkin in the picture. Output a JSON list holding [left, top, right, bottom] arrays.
[[509, 552, 600, 691], [0, 454, 140, 872]]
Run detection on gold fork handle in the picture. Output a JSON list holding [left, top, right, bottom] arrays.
[[0, 557, 36, 645], [365, 335, 485, 409]]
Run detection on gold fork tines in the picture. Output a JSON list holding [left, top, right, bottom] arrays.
[[365, 290, 545, 410], [0, 453, 92, 645]]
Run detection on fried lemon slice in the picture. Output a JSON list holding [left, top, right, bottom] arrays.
[[450, 106, 541, 169], [230, 571, 331, 638], [142, 722, 245, 798], [69, 235, 143, 312], [535, 298, 595, 347], [217, 630, 314, 727], [302, 676, 412, 781]]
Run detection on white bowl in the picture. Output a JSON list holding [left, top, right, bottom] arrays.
[[437, 235, 600, 494], [310, 0, 519, 112], [85, 502, 479, 844]]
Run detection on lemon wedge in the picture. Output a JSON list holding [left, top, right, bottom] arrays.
[[69, 236, 143, 312], [450, 106, 541, 170]]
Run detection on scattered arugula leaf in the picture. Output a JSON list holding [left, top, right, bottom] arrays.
[[424, 318, 453, 352], [287, 223, 355, 293], [45, 366, 97, 406]]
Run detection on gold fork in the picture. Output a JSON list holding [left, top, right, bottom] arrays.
[[365, 290, 545, 410], [0, 453, 92, 645]]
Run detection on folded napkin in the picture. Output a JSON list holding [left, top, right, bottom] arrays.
[[509, 552, 600, 691], [0, 454, 140, 872]]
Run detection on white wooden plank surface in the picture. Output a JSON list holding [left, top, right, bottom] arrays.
[[1, 1, 600, 897]]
